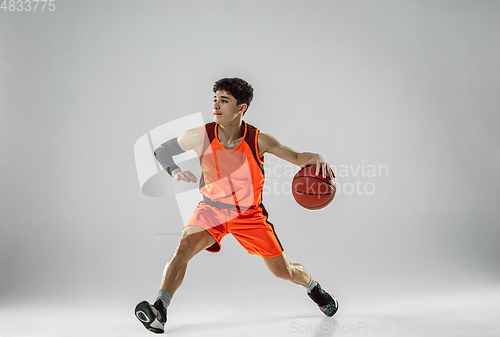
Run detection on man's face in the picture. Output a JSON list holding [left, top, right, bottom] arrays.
[[213, 90, 246, 125]]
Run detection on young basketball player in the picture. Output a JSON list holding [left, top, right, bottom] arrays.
[[135, 78, 338, 334]]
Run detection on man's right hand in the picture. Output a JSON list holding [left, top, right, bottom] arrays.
[[171, 168, 198, 183]]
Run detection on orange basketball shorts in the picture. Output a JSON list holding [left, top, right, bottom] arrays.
[[184, 201, 284, 258]]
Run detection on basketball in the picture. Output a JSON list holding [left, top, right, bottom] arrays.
[[292, 165, 336, 210]]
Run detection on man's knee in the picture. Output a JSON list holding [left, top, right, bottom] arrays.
[[175, 237, 193, 258], [174, 228, 212, 260]]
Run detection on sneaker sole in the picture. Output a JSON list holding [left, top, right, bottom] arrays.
[[135, 301, 165, 334]]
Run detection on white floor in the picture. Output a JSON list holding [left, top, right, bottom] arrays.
[[1, 286, 499, 337]]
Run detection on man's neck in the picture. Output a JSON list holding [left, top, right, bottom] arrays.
[[217, 117, 244, 144]]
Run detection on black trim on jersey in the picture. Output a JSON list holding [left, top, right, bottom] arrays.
[[259, 203, 284, 252]]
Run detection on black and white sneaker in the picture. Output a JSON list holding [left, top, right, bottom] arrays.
[[135, 300, 167, 334], [307, 282, 338, 317]]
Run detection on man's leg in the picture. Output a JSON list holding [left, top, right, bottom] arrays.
[[160, 226, 216, 293], [263, 253, 311, 285], [135, 226, 216, 333], [264, 253, 338, 317]]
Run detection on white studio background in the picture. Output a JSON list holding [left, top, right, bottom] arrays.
[[1, 1, 499, 336]]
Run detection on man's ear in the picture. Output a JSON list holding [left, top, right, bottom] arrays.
[[238, 103, 248, 114]]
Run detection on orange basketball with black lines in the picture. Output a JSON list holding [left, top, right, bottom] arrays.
[[292, 165, 336, 210]]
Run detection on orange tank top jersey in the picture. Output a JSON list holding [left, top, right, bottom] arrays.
[[186, 121, 284, 258], [198, 121, 265, 210]]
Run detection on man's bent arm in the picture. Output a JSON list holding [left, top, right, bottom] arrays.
[[154, 126, 203, 176]]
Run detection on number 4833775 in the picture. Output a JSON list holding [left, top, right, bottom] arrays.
[[1, 0, 56, 11]]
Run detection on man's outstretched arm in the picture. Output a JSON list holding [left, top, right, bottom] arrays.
[[258, 133, 335, 179]]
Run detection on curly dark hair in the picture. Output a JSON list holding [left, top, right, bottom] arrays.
[[213, 78, 254, 115]]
